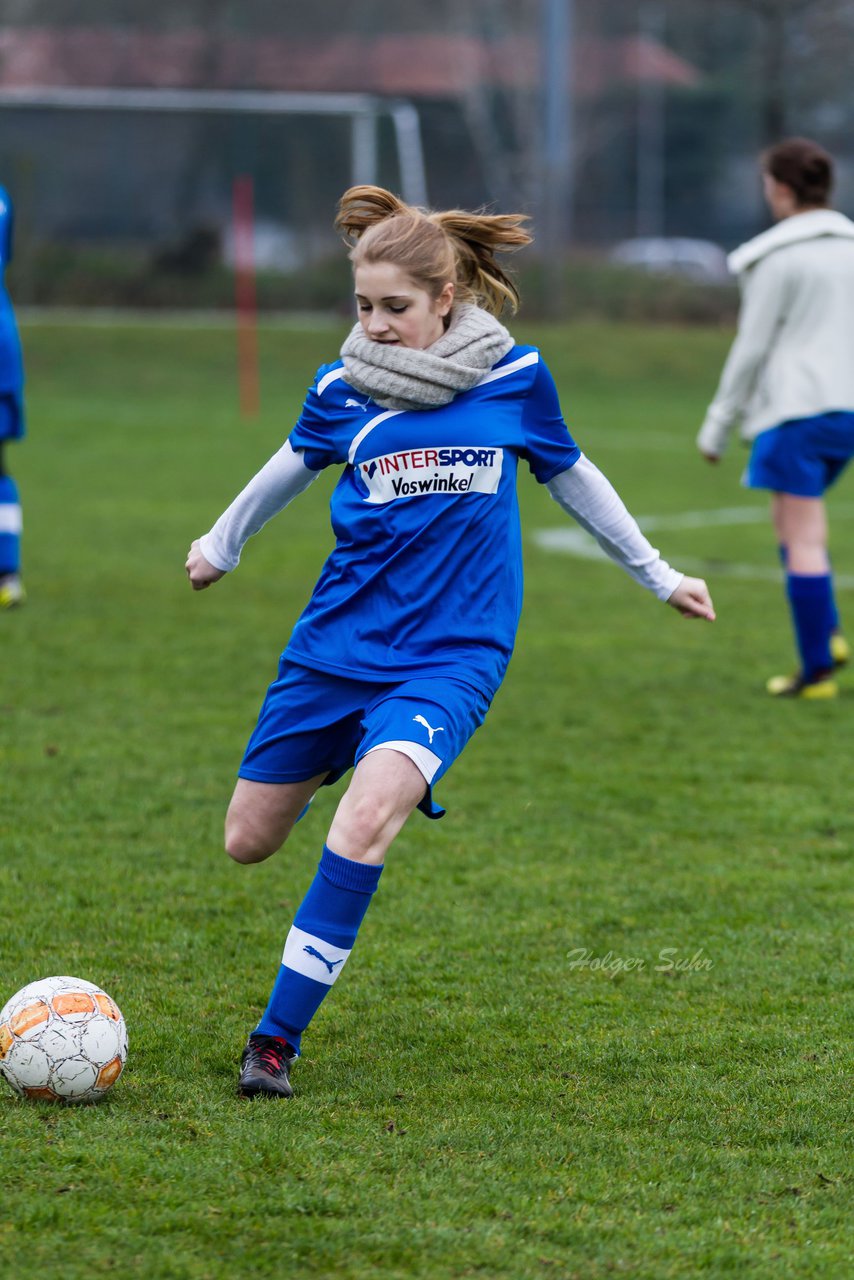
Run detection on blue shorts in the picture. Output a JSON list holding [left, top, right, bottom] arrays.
[[743, 411, 854, 497], [0, 393, 24, 443], [239, 659, 491, 819]]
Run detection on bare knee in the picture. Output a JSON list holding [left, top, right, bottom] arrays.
[[224, 815, 290, 864], [222, 776, 323, 865], [331, 792, 396, 855], [327, 755, 426, 861]]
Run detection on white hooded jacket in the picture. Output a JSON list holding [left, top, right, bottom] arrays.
[[697, 209, 854, 457]]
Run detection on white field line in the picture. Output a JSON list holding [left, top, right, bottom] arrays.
[[582, 431, 698, 452], [533, 504, 854, 589], [19, 307, 344, 331]]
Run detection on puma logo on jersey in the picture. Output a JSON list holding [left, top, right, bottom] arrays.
[[346, 397, 370, 411], [413, 714, 445, 745], [303, 945, 345, 974]]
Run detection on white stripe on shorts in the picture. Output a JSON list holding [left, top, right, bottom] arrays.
[[363, 739, 443, 784]]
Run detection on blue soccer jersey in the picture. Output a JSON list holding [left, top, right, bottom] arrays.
[[284, 346, 580, 698], [0, 185, 24, 404], [0, 185, 24, 432]]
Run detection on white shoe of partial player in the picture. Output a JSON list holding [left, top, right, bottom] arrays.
[[0, 574, 24, 608]]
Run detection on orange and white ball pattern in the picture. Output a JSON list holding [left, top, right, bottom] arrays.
[[0, 976, 127, 1103]]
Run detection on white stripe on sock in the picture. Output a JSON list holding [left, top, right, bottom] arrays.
[[282, 925, 351, 986], [0, 504, 22, 534]]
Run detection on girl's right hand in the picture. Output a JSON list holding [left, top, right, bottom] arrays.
[[667, 575, 716, 621], [186, 539, 226, 591]]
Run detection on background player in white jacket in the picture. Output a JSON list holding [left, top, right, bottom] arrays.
[[698, 137, 854, 697], [187, 186, 714, 1099]]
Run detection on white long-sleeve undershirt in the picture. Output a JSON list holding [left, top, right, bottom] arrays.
[[546, 454, 683, 601], [199, 439, 319, 572], [199, 443, 682, 602]]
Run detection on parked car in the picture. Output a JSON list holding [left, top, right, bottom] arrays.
[[609, 237, 731, 283]]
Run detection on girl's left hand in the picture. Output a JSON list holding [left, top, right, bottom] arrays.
[[668, 576, 716, 621]]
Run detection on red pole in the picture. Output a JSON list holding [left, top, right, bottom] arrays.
[[233, 175, 260, 418]]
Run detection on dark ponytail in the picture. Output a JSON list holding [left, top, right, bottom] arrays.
[[762, 137, 834, 208]]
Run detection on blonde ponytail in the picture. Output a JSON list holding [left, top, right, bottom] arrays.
[[432, 209, 531, 315], [334, 185, 409, 242], [334, 185, 532, 316]]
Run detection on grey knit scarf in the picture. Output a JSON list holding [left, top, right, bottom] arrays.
[[340, 303, 515, 412]]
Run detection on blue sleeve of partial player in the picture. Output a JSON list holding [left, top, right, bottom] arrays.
[[288, 365, 347, 471], [520, 356, 581, 483]]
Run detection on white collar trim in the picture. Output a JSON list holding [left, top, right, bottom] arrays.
[[728, 209, 854, 274]]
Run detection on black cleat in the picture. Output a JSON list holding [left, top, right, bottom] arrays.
[[238, 1034, 297, 1099]]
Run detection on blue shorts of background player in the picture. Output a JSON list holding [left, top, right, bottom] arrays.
[[0, 392, 24, 442], [240, 659, 491, 821], [744, 411, 854, 497]]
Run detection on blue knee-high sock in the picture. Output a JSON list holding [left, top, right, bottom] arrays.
[[781, 544, 841, 633], [0, 474, 21, 574], [829, 574, 841, 634], [254, 845, 383, 1054], [828, 560, 841, 634], [786, 573, 835, 679]]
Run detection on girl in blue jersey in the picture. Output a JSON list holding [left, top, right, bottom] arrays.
[[698, 138, 854, 697], [0, 185, 25, 608], [187, 186, 715, 1098]]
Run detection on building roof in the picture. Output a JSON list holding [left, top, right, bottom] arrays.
[[0, 26, 701, 98]]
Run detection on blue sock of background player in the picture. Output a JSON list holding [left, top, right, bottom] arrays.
[[779, 544, 838, 677], [786, 573, 836, 679], [254, 845, 382, 1055], [0, 444, 22, 581]]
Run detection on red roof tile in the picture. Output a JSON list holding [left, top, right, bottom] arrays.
[[0, 26, 701, 96]]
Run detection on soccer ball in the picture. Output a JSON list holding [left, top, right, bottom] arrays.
[[0, 976, 128, 1104]]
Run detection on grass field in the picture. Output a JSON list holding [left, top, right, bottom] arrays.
[[1, 316, 852, 1279]]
